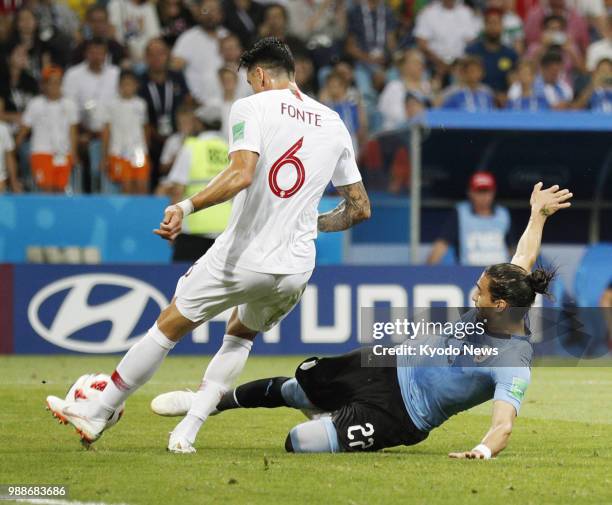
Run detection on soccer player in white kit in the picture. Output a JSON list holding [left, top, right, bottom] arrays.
[[46, 37, 371, 453]]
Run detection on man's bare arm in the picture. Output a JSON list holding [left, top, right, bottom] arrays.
[[318, 181, 371, 232], [154, 150, 258, 240], [449, 400, 516, 459], [511, 182, 572, 272]]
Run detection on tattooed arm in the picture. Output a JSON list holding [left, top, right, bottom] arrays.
[[318, 181, 371, 232]]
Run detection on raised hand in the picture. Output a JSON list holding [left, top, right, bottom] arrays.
[[529, 182, 573, 218]]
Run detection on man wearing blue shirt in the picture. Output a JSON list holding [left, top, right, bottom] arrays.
[[152, 183, 573, 459], [466, 8, 518, 105], [428, 171, 514, 266]]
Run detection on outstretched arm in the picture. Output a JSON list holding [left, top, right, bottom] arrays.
[[449, 400, 516, 460], [318, 181, 371, 232], [511, 182, 573, 272], [153, 150, 258, 240]]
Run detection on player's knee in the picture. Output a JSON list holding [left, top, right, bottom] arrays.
[[280, 378, 315, 409], [284, 419, 341, 454], [226, 309, 258, 340]]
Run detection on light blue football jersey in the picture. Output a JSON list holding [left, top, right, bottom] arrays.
[[396, 311, 533, 433]]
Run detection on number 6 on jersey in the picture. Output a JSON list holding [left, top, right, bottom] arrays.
[[268, 137, 305, 198]]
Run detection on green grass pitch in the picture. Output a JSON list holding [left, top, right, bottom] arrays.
[[1, 355, 611, 505]]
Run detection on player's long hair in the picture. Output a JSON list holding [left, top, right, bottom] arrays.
[[485, 263, 556, 309]]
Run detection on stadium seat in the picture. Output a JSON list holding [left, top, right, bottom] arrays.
[[574, 243, 612, 307]]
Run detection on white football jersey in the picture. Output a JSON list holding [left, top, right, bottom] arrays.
[[206, 88, 362, 274]]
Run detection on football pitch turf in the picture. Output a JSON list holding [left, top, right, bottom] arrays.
[[1, 356, 611, 505]]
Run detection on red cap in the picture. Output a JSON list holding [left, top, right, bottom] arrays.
[[469, 171, 496, 191]]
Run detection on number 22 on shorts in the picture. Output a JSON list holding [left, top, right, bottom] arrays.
[[268, 137, 305, 198], [347, 423, 375, 450]]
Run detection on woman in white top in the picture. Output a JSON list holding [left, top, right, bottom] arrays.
[[377, 48, 432, 131]]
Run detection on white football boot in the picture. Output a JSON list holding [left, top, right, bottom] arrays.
[[150, 390, 195, 417], [46, 395, 108, 445], [167, 431, 196, 454]]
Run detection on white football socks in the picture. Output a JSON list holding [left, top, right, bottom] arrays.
[[91, 323, 176, 418], [173, 335, 253, 443]]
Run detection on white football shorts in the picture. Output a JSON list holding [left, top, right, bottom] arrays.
[[174, 256, 312, 332]]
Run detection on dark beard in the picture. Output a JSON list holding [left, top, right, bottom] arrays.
[[484, 33, 501, 44]]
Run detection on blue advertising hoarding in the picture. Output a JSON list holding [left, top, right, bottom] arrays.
[[7, 264, 489, 355]]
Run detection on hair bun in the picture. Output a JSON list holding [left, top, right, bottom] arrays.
[[527, 268, 554, 295]]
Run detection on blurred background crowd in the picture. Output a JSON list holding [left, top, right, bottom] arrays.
[[0, 0, 611, 195]]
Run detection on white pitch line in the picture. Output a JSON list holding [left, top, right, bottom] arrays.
[[9, 499, 130, 505]]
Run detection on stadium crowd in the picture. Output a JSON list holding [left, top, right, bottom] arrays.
[[0, 0, 611, 194]]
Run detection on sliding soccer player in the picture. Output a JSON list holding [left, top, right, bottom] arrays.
[[152, 183, 572, 458], [46, 37, 371, 453]]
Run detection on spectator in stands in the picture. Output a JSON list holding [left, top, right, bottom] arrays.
[[140, 38, 190, 187], [171, 0, 227, 105], [31, 0, 79, 42], [286, 0, 345, 44], [526, 14, 585, 76], [157, 103, 196, 178], [566, 0, 607, 38], [222, 0, 264, 48], [525, 0, 590, 54], [141, 38, 190, 137], [62, 38, 120, 192], [439, 56, 495, 111], [506, 59, 551, 109], [586, 9, 612, 71], [332, 58, 363, 104], [403, 91, 427, 121], [6, 8, 55, 79], [0, 44, 39, 128], [258, 3, 307, 55], [17, 65, 79, 193], [345, 0, 397, 103], [101, 70, 150, 194], [467, 8, 518, 105], [533, 48, 574, 108], [213, 66, 239, 140], [107, 0, 161, 65], [295, 51, 318, 96], [378, 48, 431, 131], [72, 5, 128, 67], [217, 34, 251, 99], [157, 0, 194, 48], [286, 0, 347, 68], [427, 171, 513, 266], [162, 105, 231, 262], [414, 0, 480, 83], [488, 0, 525, 54], [320, 71, 367, 153], [0, 113, 21, 192], [574, 57, 612, 110]]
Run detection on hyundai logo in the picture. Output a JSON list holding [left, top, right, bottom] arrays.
[[28, 274, 168, 353]]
